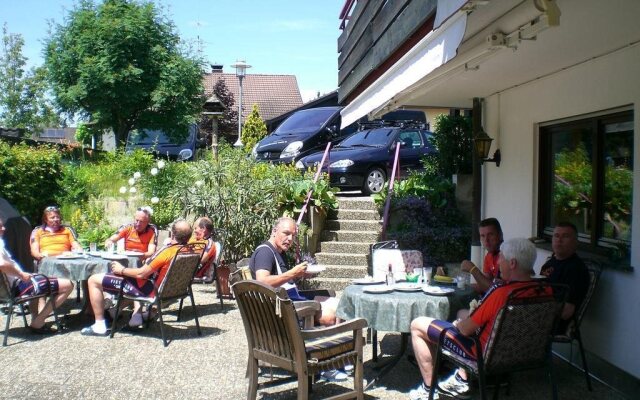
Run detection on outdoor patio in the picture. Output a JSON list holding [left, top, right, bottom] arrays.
[[0, 283, 627, 400]]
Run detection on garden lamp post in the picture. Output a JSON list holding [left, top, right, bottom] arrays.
[[231, 60, 251, 147]]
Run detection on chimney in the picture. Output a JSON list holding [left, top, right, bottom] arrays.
[[210, 64, 223, 73]]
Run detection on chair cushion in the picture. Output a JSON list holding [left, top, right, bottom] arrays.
[[305, 332, 355, 361]]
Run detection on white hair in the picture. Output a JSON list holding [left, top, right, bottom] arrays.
[[500, 238, 537, 272]]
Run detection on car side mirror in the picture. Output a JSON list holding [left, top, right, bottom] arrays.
[[178, 149, 193, 161]]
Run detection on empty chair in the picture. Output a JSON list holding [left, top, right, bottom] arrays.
[[233, 280, 367, 400]]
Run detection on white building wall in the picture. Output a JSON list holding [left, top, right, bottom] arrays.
[[482, 43, 640, 377]]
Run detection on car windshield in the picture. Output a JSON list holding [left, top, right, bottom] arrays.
[[128, 129, 190, 145], [337, 128, 394, 148], [273, 109, 337, 134]]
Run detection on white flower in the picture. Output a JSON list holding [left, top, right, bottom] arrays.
[[119, 186, 127, 194], [151, 197, 159, 204], [150, 167, 158, 176], [128, 178, 135, 185], [195, 180, 203, 186], [129, 187, 137, 193], [133, 171, 141, 179], [157, 160, 166, 169]]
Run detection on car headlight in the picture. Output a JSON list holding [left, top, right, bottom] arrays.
[[280, 141, 303, 158], [329, 159, 354, 168], [295, 160, 305, 169], [251, 144, 258, 158]]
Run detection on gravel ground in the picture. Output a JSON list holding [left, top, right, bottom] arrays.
[[0, 283, 627, 400]]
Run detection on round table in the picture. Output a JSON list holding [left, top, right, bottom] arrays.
[[38, 254, 143, 280], [336, 284, 475, 333]]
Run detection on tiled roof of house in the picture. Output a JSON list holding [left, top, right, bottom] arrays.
[[203, 72, 303, 121]]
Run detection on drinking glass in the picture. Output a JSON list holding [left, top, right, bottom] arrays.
[[89, 243, 97, 252]]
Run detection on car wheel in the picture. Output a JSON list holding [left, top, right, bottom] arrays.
[[363, 167, 386, 194]]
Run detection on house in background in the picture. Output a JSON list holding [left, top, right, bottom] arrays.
[[337, 0, 638, 395], [202, 64, 303, 128]]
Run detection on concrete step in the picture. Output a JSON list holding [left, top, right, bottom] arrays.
[[337, 197, 377, 211], [310, 264, 368, 279], [321, 230, 380, 242], [325, 219, 381, 231], [318, 241, 371, 254], [328, 208, 381, 221], [315, 252, 368, 266], [304, 276, 364, 292]]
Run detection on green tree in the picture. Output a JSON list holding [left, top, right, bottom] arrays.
[[197, 78, 237, 145], [241, 104, 267, 152], [428, 114, 473, 176], [0, 24, 60, 133], [44, 0, 204, 147]]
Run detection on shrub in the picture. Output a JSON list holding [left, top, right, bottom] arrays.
[[427, 114, 473, 176], [0, 140, 64, 224], [241, 104, 268, 153]]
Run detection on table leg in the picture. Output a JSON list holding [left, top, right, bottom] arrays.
[[366, 332, 409, 390]]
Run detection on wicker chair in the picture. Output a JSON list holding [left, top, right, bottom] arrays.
[[1, 272, 59, 346], [233, 280, 367, 400], [553, 259, 602, 391], [111, 245, 203, 347], [429, 282, 566, 400]]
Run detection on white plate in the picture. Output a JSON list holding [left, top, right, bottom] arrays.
[[305, 265, 326, 274], [422, 286, 455, 296], [124, 251, 145, 257], [394, 283, 423, 292], [88, 251, 103, 257], [56, 255, 83, 260], [352, 278, 386, 285], [363, 285, 394, 294], [101, 254, 128, 260]]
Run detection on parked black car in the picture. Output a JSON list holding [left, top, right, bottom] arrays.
[[296, 122, 435, 194]]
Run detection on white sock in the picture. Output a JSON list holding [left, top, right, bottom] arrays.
[[92, 319, 107, 334]]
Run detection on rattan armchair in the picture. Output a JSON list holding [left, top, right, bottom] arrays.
[[111, 245, 203, 346], [233, 280, 367, 400], [429, 282, 566, 400]]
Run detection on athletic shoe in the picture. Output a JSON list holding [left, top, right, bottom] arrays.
[[438, 372, 471, 399], [80, 326, 109, 336], [320, 369, 349, 382], [409, 382, 440, 400], [343, 363, 354, 374], [128, 312, 144, 327]]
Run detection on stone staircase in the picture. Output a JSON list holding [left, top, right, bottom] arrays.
[[311, 196, 382, 291]]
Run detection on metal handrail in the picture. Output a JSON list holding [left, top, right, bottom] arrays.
[[295, 142, 332, 261], [380, 142, 402, 240]]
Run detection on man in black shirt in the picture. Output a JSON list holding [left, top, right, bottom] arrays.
[[540, 222, 590, 332]]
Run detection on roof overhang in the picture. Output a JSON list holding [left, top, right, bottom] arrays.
[[341, 0, 640, 127]]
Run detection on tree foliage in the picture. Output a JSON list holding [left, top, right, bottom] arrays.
[[241, 104, 267, 152], [0, 24, 60, 133], [428, 114, 473, 176], [44, 0, 204, 147], [197, 78, 237, 146]]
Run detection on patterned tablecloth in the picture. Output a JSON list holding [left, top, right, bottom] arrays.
[[336, 284, 476, 333], [38, 254, 142, 281]]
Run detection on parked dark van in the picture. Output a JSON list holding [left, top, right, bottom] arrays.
[[252, 106, 355, 164], [125, 125, 198, 160]]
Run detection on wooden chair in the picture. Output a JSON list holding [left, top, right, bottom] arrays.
[[429, 282, 567, 400], [1, 272, 59, 346], [111, 245, 203, 347], [232, 280, 367, 400], [552, 259, 602, 391]]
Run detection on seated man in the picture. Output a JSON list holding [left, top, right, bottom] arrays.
[[1, 216, 74, 334], [459, 217, 503, 293], [104, 206, 158, 259], [191, 216, 218, 282], [409, 238, 547, 400], [81, 219, 192, 336], [540, 221, 590, 333], [249, 217, 338, 326]]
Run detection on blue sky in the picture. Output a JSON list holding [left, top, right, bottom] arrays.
[[0, 0, 346, 101]]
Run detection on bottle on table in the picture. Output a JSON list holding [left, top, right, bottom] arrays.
[[386, 263, 395, 286]]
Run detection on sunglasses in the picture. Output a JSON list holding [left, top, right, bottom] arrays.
[[45, 206, 60, 212]]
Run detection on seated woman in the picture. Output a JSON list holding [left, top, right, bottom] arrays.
[[191, 217, 218, 282], [0, 217, 74, 334], [30, 206, 82, 261]]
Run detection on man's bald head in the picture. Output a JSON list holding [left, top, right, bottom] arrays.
[[171, 219, 193, 244]]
